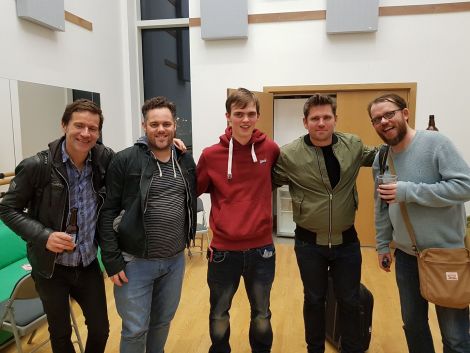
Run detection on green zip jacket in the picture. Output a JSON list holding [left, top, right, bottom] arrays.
[[272, 132, 378, 245]]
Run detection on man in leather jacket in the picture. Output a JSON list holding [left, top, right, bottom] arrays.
[[98, 96, 196, 353], [0, 99, 113, 353]]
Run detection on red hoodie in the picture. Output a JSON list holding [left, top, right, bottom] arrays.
[[197, 127, 280, 250]]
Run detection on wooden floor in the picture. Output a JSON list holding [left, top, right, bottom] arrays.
[[1, 243, 444, 353]]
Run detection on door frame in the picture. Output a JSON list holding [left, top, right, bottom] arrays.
[[263, 82, 417, 128]]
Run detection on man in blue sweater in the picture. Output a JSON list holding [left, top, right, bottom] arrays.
[[369, 93, 470, 353]]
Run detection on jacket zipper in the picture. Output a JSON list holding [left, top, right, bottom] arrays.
[[314, 148, 333, 248], [175, 157, 193, 244], [50, 166, 70, 278], [91, 169, 105, 216], [142, 160, 154, 258]]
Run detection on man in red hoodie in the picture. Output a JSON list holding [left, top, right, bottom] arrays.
[[197, 88, 280, 353]]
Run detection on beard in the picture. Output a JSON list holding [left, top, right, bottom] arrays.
[[147, 133, 174, 152], [377, 120, 407, 146]]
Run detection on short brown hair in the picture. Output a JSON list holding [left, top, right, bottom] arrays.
[[225, 88, 260, 114], [303, 94, 337, 118], [62, 99, 103, 131], [367, 93, 407, 118], [141, 96, 177, 121]]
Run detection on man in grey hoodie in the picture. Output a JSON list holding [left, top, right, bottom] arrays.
[[370, 93, 470, 353]]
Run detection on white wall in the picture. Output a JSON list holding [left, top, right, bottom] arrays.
[[0, 78, 15, 194], [274, 99, 307, 147], [0, 0, 132, 172], [189, 0, 470, 168], [17, 81, 67, 158]]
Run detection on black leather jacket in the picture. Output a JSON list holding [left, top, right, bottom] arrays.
[[0, 137, 114, 278], [98, 140, 197, 276]]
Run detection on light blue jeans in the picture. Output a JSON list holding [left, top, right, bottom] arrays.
[[114, 252, 185, 353], [395, 249, 470, 353]]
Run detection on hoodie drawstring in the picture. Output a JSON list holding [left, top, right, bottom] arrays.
[[227, 139, 258, 180], [251, 143, 258, 163], [227, 139, 233, 180], [171, 149, 177, 178], [153, 149, 177, 178]]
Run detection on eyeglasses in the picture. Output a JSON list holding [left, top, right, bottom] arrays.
[[370, 109, 402, 126]]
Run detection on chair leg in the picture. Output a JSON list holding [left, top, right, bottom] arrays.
[[70, 300, 85, 353], [27, 329, 37, 344], [9, 314, 24, 353]]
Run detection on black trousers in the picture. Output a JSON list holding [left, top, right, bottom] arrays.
[[33, 259, 109, 353]]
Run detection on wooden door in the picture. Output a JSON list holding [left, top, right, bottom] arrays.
[[227, 89, 274, 139], [335, 90, 412, 246]]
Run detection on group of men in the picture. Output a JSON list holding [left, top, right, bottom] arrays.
[[0, 88, 469, 353]]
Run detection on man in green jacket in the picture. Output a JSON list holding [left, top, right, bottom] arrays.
[[272, 94, 377, 353]]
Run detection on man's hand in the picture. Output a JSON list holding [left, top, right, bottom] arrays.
[[110, 270, 129, 287], [173, 138, 187, 153], [377, 183, 397, 204], [46, 232, 75, 253], [378, 253, 392, 272]]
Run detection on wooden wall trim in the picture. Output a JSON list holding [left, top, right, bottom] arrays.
[[263, 82, 417, 96], [263, 82, 417, 133], [189, 2, 470, 27], [380, 2, 470, 16], [248, 10, 326, 24], [65, 10, 93, 31]]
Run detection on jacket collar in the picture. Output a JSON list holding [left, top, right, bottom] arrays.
[[49, 136, 103, 168], [303, 133, 338, 147]]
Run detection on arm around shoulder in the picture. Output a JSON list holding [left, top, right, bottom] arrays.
[[272, 150, 289, 188], [196, 152, 210, 196]]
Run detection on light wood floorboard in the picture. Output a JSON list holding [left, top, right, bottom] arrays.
[[1, 244, 443, 353]]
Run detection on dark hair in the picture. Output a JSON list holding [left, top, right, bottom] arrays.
[[225, 88, 260, 114], [141, 96, 177, 121], [367, 93, 407, 118], [303, 94, 337, 118], [62, 99, 103, 131]]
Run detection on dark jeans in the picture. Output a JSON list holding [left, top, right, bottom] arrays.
[[207, 244, 275, 353], [294, 239, 363, 353], [33, 259, 109, 353], [395, 249, 470, 353]]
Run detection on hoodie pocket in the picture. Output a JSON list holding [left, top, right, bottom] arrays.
[[214, 198, 271, 240]]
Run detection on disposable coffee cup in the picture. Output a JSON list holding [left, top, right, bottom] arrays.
[[377, 174, 397, 185]]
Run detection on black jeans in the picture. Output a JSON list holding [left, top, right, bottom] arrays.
[[295, 239, 363, 353], [207, 244, 275, 353], [33, 259, 109, 353]]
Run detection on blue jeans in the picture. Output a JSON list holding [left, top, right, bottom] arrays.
[[207, 244, 275, 353], [114, 252, 185, 353], [395, 249, 470, 353], [294, 239, 363, 353]]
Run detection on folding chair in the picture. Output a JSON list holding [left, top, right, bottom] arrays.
[[0, 274, 84, 353], [189, 197, 210, 256]]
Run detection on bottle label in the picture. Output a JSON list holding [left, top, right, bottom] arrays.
[[68, 233, 77, 245]]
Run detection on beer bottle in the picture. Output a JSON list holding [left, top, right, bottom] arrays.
[[65, 208, 78, 252], [426, 115, 438, 131]]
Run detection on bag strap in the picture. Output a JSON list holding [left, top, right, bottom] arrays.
[[387, 154, 421, 254], [378, 144, 390, 175]]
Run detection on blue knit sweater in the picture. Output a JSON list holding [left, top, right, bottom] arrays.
[[373, 130, 470, 255]]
